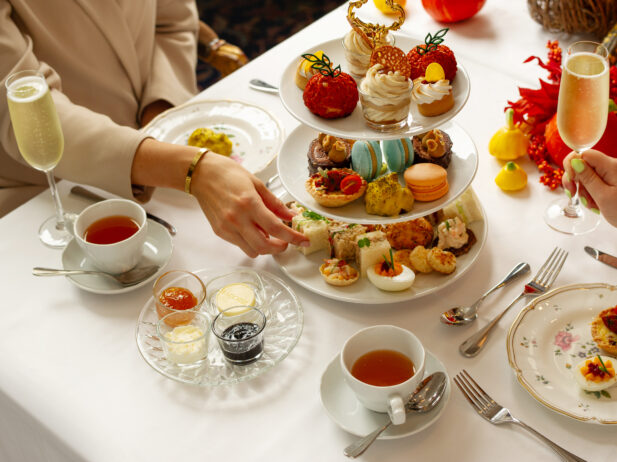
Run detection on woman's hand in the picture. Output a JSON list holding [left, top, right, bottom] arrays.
[[562, 149, 617, 227], [191, 152, 310, 257]]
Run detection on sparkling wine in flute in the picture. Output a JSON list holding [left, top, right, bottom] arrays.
[[5, 70, 71, 248], [557, 52, 609, 152]]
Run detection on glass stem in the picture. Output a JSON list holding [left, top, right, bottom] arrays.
[[45, 169, 65, 231]]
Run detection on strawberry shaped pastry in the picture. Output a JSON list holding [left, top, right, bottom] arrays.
[[302, 53, 359, 119], [306, 168, 367, 207], [407, 28, 457, 81]]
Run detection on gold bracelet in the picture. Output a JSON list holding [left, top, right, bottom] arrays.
[[184, 148, 208, 194]]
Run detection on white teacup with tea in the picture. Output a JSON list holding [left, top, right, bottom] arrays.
[[73, 199, 148, 274], [340, 325, 426, 425]]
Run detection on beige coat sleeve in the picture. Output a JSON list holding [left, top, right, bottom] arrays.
[[139, 0, 199, 120], [0, 0, 148, 200]]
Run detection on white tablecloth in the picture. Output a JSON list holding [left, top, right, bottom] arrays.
[[1, 2, 616, 461]]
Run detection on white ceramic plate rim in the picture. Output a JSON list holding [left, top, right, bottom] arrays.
[[279, 34, 470, 140], [61, 219, 173, 295], [142, 99, 284, 175], [277, 121, 478, 224], [319, 349, 451, 438], [507, 283, 617, 425], [273, 196, 487, 304]]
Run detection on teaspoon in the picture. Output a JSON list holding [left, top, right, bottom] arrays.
[[440, 262, 530, 326], [32, 265, 159, 286], [248, 79, 279, 94], [343, 372, 447, 458]]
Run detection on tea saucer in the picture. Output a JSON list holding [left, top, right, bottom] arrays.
[[61, 220, 173, 294], [319, 350, 450, 439]]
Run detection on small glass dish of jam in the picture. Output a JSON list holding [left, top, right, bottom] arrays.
[[153, 270, 206, 327], [205, 269, 266, 318], [211, 306, 266, 365]]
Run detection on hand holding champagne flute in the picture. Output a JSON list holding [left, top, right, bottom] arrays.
[[6, 70, 72, 247], [544, 41, 610, 235]]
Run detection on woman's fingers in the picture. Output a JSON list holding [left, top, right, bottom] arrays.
[[581, 150, 617, 186], [253, 179, 295, 221], [576, 184, 599, 212]]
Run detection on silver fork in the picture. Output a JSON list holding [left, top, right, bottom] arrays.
[[454, 370, 586, 462], [459, 247, 568, 357]]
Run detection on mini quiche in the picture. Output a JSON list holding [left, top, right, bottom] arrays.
[[306, 168, 366, 207], [319, 258, 359, 286], [592, 306, 617, 355]]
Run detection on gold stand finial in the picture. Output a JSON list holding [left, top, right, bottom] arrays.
[[347, 0, 405, 47]]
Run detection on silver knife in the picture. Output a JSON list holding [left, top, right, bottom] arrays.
[[70, 186, 176, 236], [584, 246, 617, 269]]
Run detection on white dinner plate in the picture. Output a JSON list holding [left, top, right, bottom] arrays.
[[279, 35, 470, 140], [507, 283, 617, 424], [272, 198, 486, 304], [142, 100, 284, 175], [61, 220, 173, 295], [320, 350, 450, 438], [277, 121, 477, 224]]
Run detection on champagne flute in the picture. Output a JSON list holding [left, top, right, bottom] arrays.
[[544, 41, 609, 235], [6, 70, 72, 248]]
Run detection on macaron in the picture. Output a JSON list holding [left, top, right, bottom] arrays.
[[404, 163, 449, 201], [382, 138, 414, 173], [351, 140, 383, 181]]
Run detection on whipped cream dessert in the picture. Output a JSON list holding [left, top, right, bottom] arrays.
[[359, 64, 412, 127], [342, 30, 393, 79], [411, 78, 452, 104], [163, 325, 207, 364]]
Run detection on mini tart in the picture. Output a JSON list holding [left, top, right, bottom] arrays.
[[319, 259, 359, 286], [417, 91, 454, 117], [591, 308, 617, 355], [306, 168, 367, 208]]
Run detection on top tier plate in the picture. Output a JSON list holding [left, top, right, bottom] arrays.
[[279, 35, 470, 141]]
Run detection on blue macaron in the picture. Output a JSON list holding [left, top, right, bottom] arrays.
[[351, 140, 383, 181], [382, 138, 414, 173]]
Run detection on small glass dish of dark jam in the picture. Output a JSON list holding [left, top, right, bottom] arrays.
[[211, 306, 266, 365]]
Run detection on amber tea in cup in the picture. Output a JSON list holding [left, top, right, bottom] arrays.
[[84, 215, 140, 244], [351, 349, 415, 387]]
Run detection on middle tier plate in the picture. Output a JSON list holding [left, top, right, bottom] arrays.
[[277, 121, 478, 224]]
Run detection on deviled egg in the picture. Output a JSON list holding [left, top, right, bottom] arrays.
[[574, 355, 617, 392], [367, 249, 415, 292]]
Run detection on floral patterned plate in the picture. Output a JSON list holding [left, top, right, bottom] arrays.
[[507, 283, 617, 424], [142, 100, 283, 174]]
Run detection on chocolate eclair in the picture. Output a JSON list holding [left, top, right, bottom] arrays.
[[307, 133, 352, 175], [412, 129, 453, 169]]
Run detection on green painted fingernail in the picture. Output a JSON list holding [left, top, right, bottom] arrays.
[[580, 196, 588, 207], [571, 158, 585, 173], [591, 208, 601, 215], [564, 189, 572, 198]]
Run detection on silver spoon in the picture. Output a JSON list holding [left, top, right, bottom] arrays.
[[343, 372, 447, 459], [440, 262, 530, 326], [32, 265, 159, 286], [248, 79, 279, 94]]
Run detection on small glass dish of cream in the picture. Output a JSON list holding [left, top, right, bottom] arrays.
[[205, 269, 266, 318], [157, 311, 210, 365]]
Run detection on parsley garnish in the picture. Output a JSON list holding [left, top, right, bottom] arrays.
[[303, 210, 329, 222], [597, 355, 610, 374], [358, 237, 370, 248], [445, 220, 451, 231], [382, 249, 395, 270]]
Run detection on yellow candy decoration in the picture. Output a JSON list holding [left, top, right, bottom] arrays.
[[374, 0, 407, 15], [489, 108, 529, 160], [425, 63, 445, 82], [495, 161, 527, 191]]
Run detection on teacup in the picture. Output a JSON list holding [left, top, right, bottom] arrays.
[[73, 198, 148, 274], [340, 325, 426, 425]]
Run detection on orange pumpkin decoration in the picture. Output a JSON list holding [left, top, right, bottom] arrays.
[[421, 0, 486, 23]]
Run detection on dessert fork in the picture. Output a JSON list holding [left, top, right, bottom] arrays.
[[454, 370, 586, 462], [459, 247, 568, 357]]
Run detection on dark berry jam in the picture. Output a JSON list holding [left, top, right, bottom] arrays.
[[220, 322, 263, 364]]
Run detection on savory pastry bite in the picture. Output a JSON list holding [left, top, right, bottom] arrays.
[[306, 168, 367, 208], [342, 25, 394, 80], [358, 46, 413, 131], [440, 188, 483, 224], [320, 258, 359, 286], [302, 53, 358, 119], [329, 223, 367, 261], [383, 138, 414, 173], [406, 28, 458, 82], [295, 50, 326, 90], [412, 129, 452, 169], [308, 133, 352, 174], [291, 211, 330, 256], [351, 140, 383, 182], [367, 249, 415, 292], [592, 306, 617, 355], [574, 355, 616, 392], [355, 230, 391, 277], [427, 247, 456, 274], [365, 173, 414, 217], [408, 245, 433, 274], [404, 163, 449, 202], [385, 217, 433, 250], [393, 249, 412, 269], [187, 128, 233, 156], [436, 217, 476, 257], [411, 63, 454, 117]]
